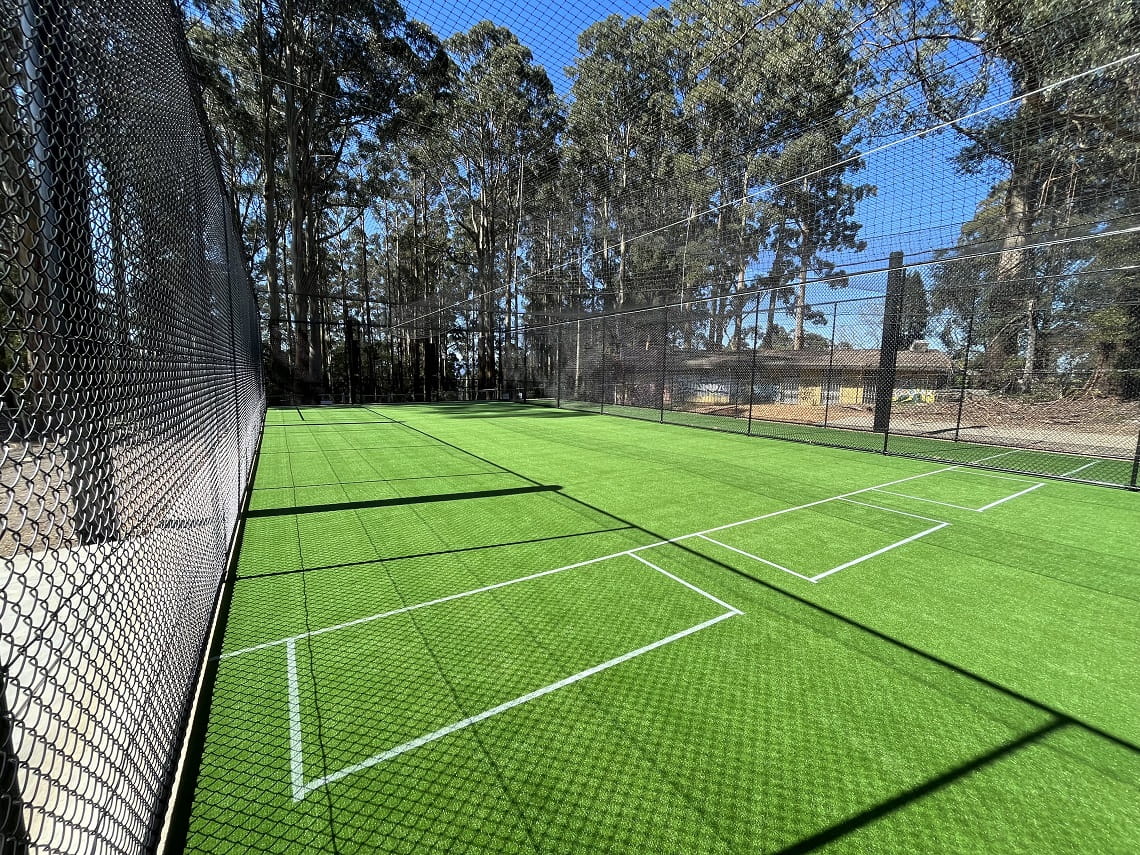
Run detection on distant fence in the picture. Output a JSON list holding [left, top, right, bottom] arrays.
[[1, 0, 263, 852], [502, 259, 1140, 489], [287, 250, 1139, 488]]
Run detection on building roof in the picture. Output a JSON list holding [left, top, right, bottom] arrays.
[[673, 347, 954, 373]]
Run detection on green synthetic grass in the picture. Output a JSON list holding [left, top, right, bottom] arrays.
[[183, 402, 1140, 853]]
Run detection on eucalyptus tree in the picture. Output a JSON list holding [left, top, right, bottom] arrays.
[[934, 180, 1139, 394], [869, 0, 1139, 388], [187, 0, 447, 397], [186, 3, 279, 366], [434, 22, 564, 387], [566, 9, 687, 312], [748, 1, 871, 350], [674, 0, 871, 351]]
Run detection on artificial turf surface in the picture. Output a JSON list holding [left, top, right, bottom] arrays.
[[180, 402, 1140, 853]]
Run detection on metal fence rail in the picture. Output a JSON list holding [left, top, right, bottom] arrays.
[[1, 0, 264, 852]]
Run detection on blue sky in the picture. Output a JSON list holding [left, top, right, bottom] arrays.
[[402, 0, 997, 305], [403, 0, 661, 95]]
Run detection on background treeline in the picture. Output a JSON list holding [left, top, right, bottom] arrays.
[[183, 0, 1139, 402]]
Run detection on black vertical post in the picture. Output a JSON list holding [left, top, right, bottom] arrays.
[[1130, 424, 1140, 489], [747, 295, 761, 436], [824, 301, 837, 427], [873, 251, 905, 450], [659, 304, 669, 423], [223, 219, 244, 475], [521, 327, 528, 403], [600, 314, 607, 414], [1, 669, 29, 854], [555, 324, 563, 408], [954, 294, 976, 443]]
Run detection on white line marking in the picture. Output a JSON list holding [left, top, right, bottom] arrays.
[[221, 465, 961, 659], [628, 552, 743, 614], [1061, 461, 1098, 477], [975, 482, 1046, 511], [294, 610, 738, 800], [837, 498, 948, 524], [810, 523, 950, 582], [286, 641, 305, 801], [972, 450, 1020, 464], [957, 470, 1042, 483], [870, 490, 981, 512], [696, 535, 817, 583], [220, 554, 626, 659]]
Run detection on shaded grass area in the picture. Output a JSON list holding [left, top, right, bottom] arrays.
[[183, 402, 1140, 854]]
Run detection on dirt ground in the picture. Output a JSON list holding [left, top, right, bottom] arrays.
[[695, 396, 1140, 438], [891, 395, 1140, 438]]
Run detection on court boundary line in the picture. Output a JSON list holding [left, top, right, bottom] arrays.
[[697, 535, 814, 582], [220, 462, 1049, 662], [1061, 461, 1099, 477], [697, 498, 951, 583], [871, 490, 980, 512], [627, 552, 743, 615], [292, 610, 738, 800], [218, 464, 962, 660], [287, 552, 741, 800], [871, 479, 1046, 513], [975, 482, 1046, 510], [969, 450, 1020, 465], [953, 470, 1042, 484], [837, 497, 946, 523], [810, 522, 950, 581], [285, 641, 305, 799]]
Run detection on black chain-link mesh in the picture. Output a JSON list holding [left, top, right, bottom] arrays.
[[513, 254, 1140, 487], [1, 0, 263, 850]]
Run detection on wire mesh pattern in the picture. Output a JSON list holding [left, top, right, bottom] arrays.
[[203, 0, 1140, 489], [1, 0, 263, 851], [181, 404, 1140, 854], [512, 258, 1140, 487]]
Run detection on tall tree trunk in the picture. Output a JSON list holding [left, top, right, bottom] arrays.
[[284, 15, 309, 388], [258, 2, 283, 367], [794, 252, 809, 350], [306, 208, 323, 389], [732, 199, 748, 350], [991, 170, 1034, 387]]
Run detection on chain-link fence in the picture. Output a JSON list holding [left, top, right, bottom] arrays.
[[265, 233, 1139, 489], [505, 251, 1140, 489], [1, 0, 264, 851]]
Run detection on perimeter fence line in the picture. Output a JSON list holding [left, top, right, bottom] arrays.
[[285, 247, 1139, 489], [1, 0, 264, 852], [510, 263, 1140, 489]]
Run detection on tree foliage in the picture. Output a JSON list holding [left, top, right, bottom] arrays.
[[182, 0, 1139, 400]]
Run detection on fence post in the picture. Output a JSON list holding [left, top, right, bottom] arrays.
[[521, 327, 528, 403], [1, 674, 29, 855], [954, 295, 976, 443], [659, 304, 668, 423], [824, 302, 837, 427], [873, 251, 906, 451], [600, 314, 607, 414], [555, 324, 563, 408], [747, 295, 761, 436], [1130, 424, 1140, 489], [222, 220, 245, 476]]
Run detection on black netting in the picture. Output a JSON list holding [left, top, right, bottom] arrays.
[[522, 251, 1139, 487], [0, 0, 263, 851]]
